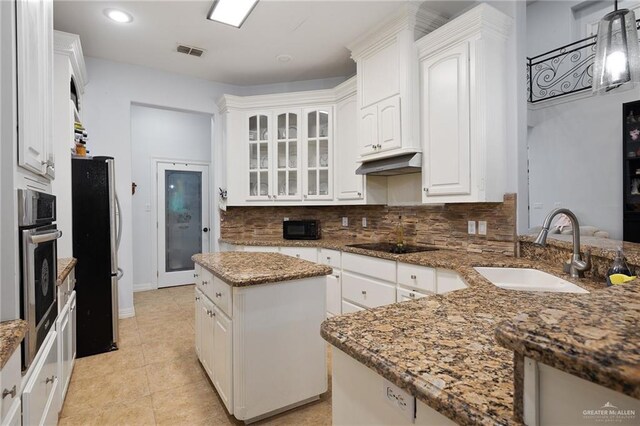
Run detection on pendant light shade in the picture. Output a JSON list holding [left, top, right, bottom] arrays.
[[593, 7, 640, 94]]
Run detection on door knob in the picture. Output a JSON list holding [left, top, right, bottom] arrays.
[[203, 227, 209, 233]]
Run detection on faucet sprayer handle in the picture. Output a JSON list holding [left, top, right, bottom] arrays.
[[575, 249, 591, 272]]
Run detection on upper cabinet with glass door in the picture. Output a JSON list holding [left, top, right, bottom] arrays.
[[274, 111, 301, 201], [304, 108, 333, 200], [247, 113, 271, 201]]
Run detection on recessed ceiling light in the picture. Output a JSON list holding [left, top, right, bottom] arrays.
[[104, 9, 133, 24], [207, 0, 259, 28], [277, 54, 293, 63]]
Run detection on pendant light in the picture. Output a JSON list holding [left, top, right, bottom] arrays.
[[592, 0, 640, 94]]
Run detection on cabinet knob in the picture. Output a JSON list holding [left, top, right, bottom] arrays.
[[411, 275, 417, 279], [215, 292, 222, 298], [357, 192, 362, 197], [423, 188, 429, 193], [361, 290, 367, 296], [333, 274, 340, 278], [296, 254, 300, 258], [194, 273, 199, 278], [2, 385, 16, 399]]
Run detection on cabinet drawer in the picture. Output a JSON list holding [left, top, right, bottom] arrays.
[[397, 287, 429, 303], [436, 269, 467, 294], [194, 264, 203, 290], [397, 263, 436, 293], [22, 330, 59, 426], [0, 349, 21, 420], [212, 276, 233, 318], [342, 272, 395, 309], [244, 246, 280, 253], [342, 300, 365, 314], [280, 247, 318, 263], [342, 252, 396, 282], [318, 249, 341, 269], [200, 268, 215, 301]]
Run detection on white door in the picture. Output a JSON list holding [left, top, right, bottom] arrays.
[[336, 94, 364, 200], [377, 95, 402, 153], [212, 306, 233, 413], [157, 162, 210, 288], [359, 104, 378, 156]]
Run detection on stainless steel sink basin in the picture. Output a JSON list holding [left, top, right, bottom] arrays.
[[474, 267, 589, 294]]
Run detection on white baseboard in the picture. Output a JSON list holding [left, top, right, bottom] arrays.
[[133, 282, 156, 292], [119, 306, 135, 319]]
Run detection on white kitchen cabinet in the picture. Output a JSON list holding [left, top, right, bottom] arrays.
[[201, 296, 216, 379], [318, 248, 340, 269], [303, 107, 333, 201], [397, 262, 436, 293], [342, 271, 396, 309], [247, 112, 272, 201], [417, 4, 511, 204], [341, 300, 365, 314], [273, 110, 302, 201], [319, 249, 342, 316], [194, 287, 204, 358], [16, 0, 54, 178], [397, 287, 429, 302], [0, 399, 20, 426], [348, 4, 446, 161], [22, 329, 59, 426], [56, 290, 76, 409], [436, 269, 467, 294], [212, 305, 233, 413], [342, 252, 396, 282], [279, 247, 318, 263], [0, 348, 21, 424]]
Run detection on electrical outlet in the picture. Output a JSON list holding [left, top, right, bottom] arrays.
[[283, 217, 289, 222], [362, 217, 367, 228], [382, 379, 415, 420], [478, 221, 487, 235], [468, 220, 476, 235], [342, 217, 349, 227]]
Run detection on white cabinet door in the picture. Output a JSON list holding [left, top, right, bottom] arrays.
[[359, 40, 400, 108], [70, 291, 76, 363], [16, 0, 53, 178], [342, 271, 396, 309], [22, 330, 59, 426], [56, 299, 72, 407], [326, 272, 342, 316], [335, 94, 364, 200], [377, 95, 401, 153], [194, 288, 203, 358], [273, 110, 302, 201], [0, 349, 21, 421], [359, 104, 378, 156], [1, 399, 21, 426], [247, 113, 272, 201], [201, 296, 216, 379], [397, 287, 429, 302], [303, 108, 333, 201], [212, 306, 233, 414], [421, 41, 471, 198]]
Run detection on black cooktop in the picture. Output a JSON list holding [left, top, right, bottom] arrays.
[[346, 242, 438, 254]]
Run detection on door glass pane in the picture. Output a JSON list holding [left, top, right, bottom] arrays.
[[290, 114, 297, 139], [249, 116, 257, 140], [278, 114, 286, 140], [259, 171, 269, 195], [165, 170, 202, 272], [278, 171, 286, 195], [289, 142, 297, 168], [289, 171, 297, 196], [308, 111, 317, 138], [249, 144, 257, 169], [278, 142, 286, 168], [308, 140, 317, 167], [259, 143, 269, 169], [249, 172, 257, 196], [259, 115, 268, 140], [319, 139, 329, 167], [319, 170, 329, 195], [319, 111, 329, 137], [308, 170, 317, 195]]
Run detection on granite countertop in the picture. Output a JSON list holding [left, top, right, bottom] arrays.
[[57, 257, 77, 286], [520, 234, 640, 265], [220, 237, 620, 425], [0, 320, 28, 370], [496, 282, 640, 400], [192, 252, 332, 287]]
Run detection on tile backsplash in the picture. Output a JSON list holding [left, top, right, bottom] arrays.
[[221, 194, 517, 256]]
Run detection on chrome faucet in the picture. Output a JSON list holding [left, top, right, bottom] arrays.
[[534, 208, 591, 278]]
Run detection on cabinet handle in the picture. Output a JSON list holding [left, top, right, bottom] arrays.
[[326, 256, 331, 260], [333, 274, 340, 278], [2, 385, 16, 399], [361, 290, 367, 296], [45, 375, 55, 384], [273, 195, 277, 199], [202, 281, 208, 286], [194, 273, 199, 278], [357, 192, 362, 197], [411, 275, 417, 279], [215, 292, 222, 298], [423, 187, 429, 193], [195, 296, 200, 301], [409, 293, 415, 298]]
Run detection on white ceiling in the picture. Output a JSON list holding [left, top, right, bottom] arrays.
[[53, 0, 472, 86]]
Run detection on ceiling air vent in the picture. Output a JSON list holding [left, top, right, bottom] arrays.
[[176, 44, 205, 57]]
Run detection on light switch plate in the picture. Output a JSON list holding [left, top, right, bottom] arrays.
[[478, 221, 487, 235], [362, 217, 367, 228], [468, 220, 476, 235], [342, 217, 349, 227]]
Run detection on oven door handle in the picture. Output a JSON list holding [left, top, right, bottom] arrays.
[[29, 230, 62, 244]]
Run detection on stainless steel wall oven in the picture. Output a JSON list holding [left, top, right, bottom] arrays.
[[18, 189, 61, 371]]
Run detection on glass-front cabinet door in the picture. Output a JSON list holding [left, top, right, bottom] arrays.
[[274, 111, 301, 200], [248, 113, 271, 200], [304, 108, 332, 200]]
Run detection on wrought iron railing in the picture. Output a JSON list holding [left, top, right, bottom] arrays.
[[527, 19, 640, 103]]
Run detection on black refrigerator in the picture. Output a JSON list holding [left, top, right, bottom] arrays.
[[623, 100, 640, 243], [72, 156, 121, 357]]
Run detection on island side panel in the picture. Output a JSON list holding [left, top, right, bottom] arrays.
[[232, 276, 327, 421]]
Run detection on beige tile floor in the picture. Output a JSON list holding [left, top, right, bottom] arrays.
[[59, 284, 332, 426]]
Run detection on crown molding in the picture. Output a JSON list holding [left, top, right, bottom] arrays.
[[217, 88, 338, 112], [416, 3, 512, 59], [54, 30, 88, 92], [333, 76, 357, 102], [347, 2, 448, 60]]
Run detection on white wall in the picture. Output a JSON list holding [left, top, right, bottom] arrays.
[[130, 105, 212, 291], [526, 0, 640, 239]]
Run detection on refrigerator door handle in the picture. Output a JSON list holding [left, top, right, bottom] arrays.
[[115, 193, 122, 251], [116, 268, 124, 280]]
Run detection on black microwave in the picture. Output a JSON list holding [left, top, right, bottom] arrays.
[[283, 220, 321, 240]]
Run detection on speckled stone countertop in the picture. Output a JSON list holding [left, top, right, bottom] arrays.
[[220, 238, 623, 425], [57, 257, 77, 286], [496, 281, 640, 400], [192, 252, 332, 287], [520, 234, 640, 265], [0, 320, 28, 370]]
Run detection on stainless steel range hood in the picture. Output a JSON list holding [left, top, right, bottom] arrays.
[[355, 153, 422, 176]]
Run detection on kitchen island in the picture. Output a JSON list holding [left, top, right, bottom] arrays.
[[191, 252, 332, 423]]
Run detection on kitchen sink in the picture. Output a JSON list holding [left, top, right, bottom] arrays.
[[474, 267, 589, 294]]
